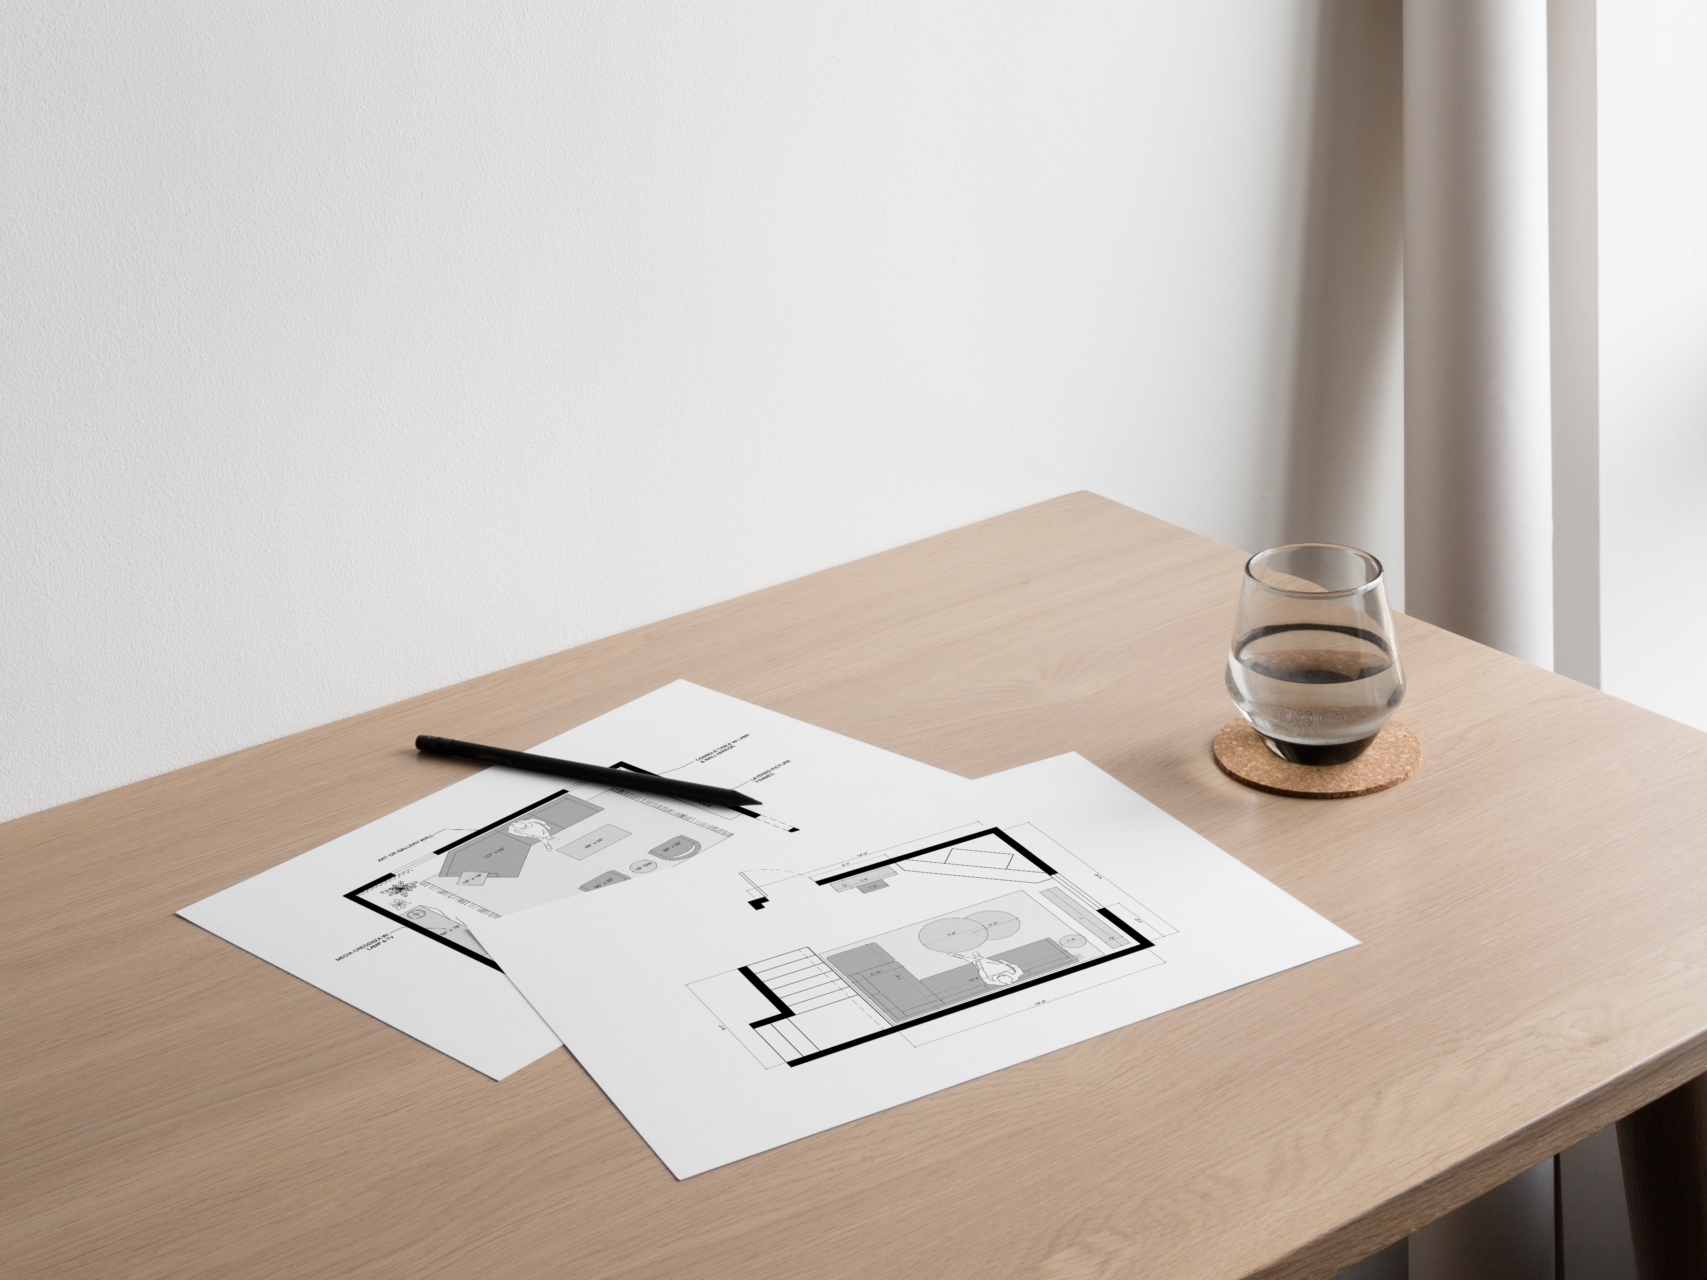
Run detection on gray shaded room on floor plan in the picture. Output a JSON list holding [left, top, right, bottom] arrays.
[[438, 794, 605, 879], [827, 938, 1078, 1022]]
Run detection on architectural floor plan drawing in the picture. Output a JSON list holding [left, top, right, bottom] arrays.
[[695, 823, 1173, 1067], [473, 752, 1361, 1178], [344, 772, 739, 969], [177, 681, 972, 1079]]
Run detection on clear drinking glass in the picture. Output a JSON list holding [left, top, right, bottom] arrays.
[[1224, 543, 1404, 765]]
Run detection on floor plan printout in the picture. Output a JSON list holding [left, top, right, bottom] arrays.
[[473, 752, 1361, 1177], [177, 681, 972, 1079]]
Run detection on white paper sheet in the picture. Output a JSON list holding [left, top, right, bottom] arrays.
[[177, 681, 970, 1079], [473, 753, 1360, 1176]]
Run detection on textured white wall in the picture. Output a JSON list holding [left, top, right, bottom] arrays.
[[1598, 0, 1707, 733], [2, 1, 1408, 822]]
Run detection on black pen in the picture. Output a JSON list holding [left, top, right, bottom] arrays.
[[413, 735, 761, 810]]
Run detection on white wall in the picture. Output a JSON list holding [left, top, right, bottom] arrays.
[[2, 1, 1409, 822], [1598, 0, 1707, 733]]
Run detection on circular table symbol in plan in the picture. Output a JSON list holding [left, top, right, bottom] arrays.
[[919, 915, 1024, 987]]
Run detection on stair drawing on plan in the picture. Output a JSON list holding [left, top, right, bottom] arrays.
[[739, 949, 888, 1063]]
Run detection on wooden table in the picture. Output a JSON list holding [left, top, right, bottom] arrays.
[[7, 492, 1707, 1280]]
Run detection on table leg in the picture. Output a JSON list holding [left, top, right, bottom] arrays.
[[1409, 1159, 1554, 1280], [1617, 1077, 1707, 1279]]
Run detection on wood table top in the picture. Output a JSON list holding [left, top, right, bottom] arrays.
[[7, 491, 1707, 1280]]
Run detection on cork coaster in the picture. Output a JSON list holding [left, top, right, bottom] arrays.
[[1213, 718, 1421, 799]]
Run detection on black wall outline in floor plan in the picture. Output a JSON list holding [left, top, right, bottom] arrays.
[[814, 825, 1062, 885], [343, 790, 574, 972], [731, 827, 1156, 1066], [343, 762, 749, 971]]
